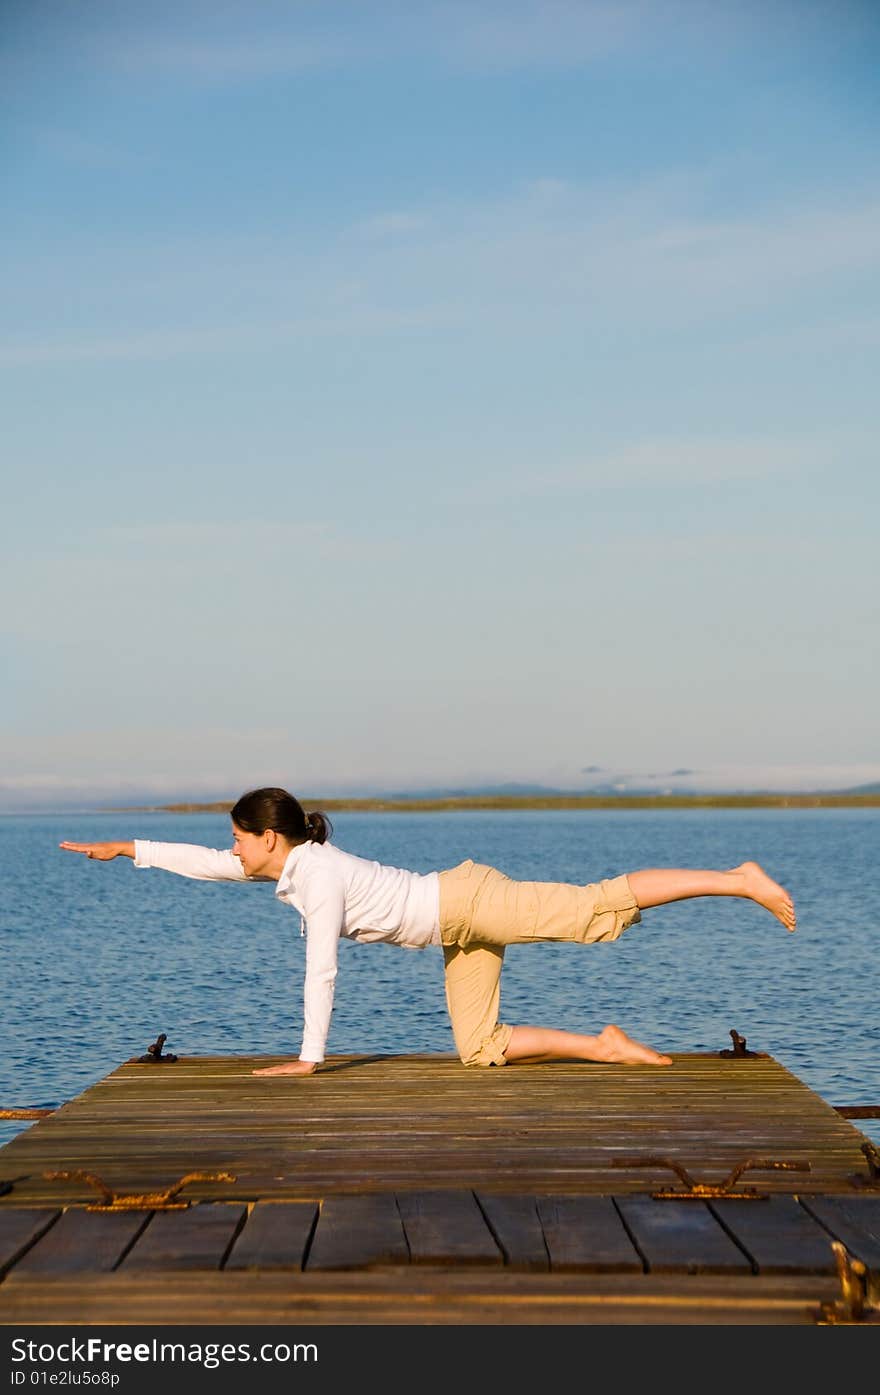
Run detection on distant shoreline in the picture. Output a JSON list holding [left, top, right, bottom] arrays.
[[125, 793, 880, 813]]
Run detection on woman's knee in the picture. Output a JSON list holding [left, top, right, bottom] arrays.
[[456, 1023, 513, 1068]]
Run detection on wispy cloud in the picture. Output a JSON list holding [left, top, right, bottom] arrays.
[[83, 1, 648, 81], [371, 177, 880, 352], [563, 763, 880, 793], [390, 182, 880, 323], [410, 0, 847, 71], [355, 211, 429, 238], [34, 128, 136, 171], [1, 517, 395, 648], [732, 313, 880, 356], [519, 435, 827, 491], [3, 176, 878, 366], [94, 518, 331, 553], [0, 308, 461, 367], [414, 0, 649, 68], [9, 518, 339, 569], [85, 2, 812, 81], [100, 35, 348, 81]]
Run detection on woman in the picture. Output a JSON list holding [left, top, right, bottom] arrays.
[[60, 786, 796, 1076]]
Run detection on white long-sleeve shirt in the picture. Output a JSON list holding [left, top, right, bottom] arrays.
[[133, 838, 441, 1062]]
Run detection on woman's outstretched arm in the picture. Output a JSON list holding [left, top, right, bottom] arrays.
[[60, 841, 134, 860], [60, 839, 252, 881]]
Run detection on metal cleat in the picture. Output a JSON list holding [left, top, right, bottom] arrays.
[[613, 1154, 810, 1199], [815, 1241, 880, 1324], [42, 1169, 236, 1211], [718, 1029, 759, 1058], [132, 1032, 179, 1064], [861, 1140, 880, 1180], [848, 1140, 880, 1189]]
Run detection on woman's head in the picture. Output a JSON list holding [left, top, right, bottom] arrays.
[[229, 788, 332, 877], [230, 787, 332, 846]]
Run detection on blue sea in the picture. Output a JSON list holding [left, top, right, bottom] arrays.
[[1, 808, 878, 1149]]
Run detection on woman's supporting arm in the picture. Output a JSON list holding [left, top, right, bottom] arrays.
[[252, 868, 346, 1078]]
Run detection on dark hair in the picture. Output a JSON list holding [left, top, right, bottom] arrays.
[[230, 787, 332, 846]]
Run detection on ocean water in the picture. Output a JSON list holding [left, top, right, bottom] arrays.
[[1, 808, 878, 1150]]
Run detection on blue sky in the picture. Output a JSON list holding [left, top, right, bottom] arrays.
[[3, 0, 879, 809]]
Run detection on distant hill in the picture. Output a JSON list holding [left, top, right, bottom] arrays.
[[113, 777, 880, 815], [151, 789, 880, 813], [383, 778, 880, 799]]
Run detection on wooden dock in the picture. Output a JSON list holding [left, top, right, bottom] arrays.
[[1, 1052, 878, 1325]]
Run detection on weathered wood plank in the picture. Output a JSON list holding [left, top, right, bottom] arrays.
[[475, 1194, 548, 1270], [0, 1209, 59, 1277], [224, 1201, 317, 1271], [396, 1191, 502, 1266], [710, 1196, 837, 1275], [306, 1195, 409, 1270], [799, 1196, 880, 1269], [615, 1198, 752, 1274], [0, 1270, 843, 1326], [536, 1196, 643, 1273], [11, 1208, 148, 1275], [118, 1203, 247, 1271], [1, 1054, 868, 1205]]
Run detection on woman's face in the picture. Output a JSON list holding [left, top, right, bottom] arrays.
[[231, 822, 271, 877]]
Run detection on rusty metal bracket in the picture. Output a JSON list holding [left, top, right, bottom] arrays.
[[848, 1140, 880, 1190], [815, 1241, 880, 1324], [861, 1141, 880, 1180], [42, 1169, 236, 1211], [0, 1108, 55, 1120], [131, 1033, 178, 1064], [719, 1029, 759, 1058], [613, 1155, 810, 1199]]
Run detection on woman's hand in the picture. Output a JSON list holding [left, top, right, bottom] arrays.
[[252, 1060, 318, 1077], [59, 841, 135, 860]]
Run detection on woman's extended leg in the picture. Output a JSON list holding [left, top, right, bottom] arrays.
[[504, 1024, 672, 1066], [626, 861, 796, 931]]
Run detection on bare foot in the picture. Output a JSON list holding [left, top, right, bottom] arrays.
[[594, 1024, 672, 1066], [735, 861, 797, 931], [252, 1061, 317, 1077]]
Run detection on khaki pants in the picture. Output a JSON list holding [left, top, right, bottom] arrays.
[[437, 860, 641, 1067]]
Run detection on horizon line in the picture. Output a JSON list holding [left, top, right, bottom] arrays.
[[119, 791, 880, 813]]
